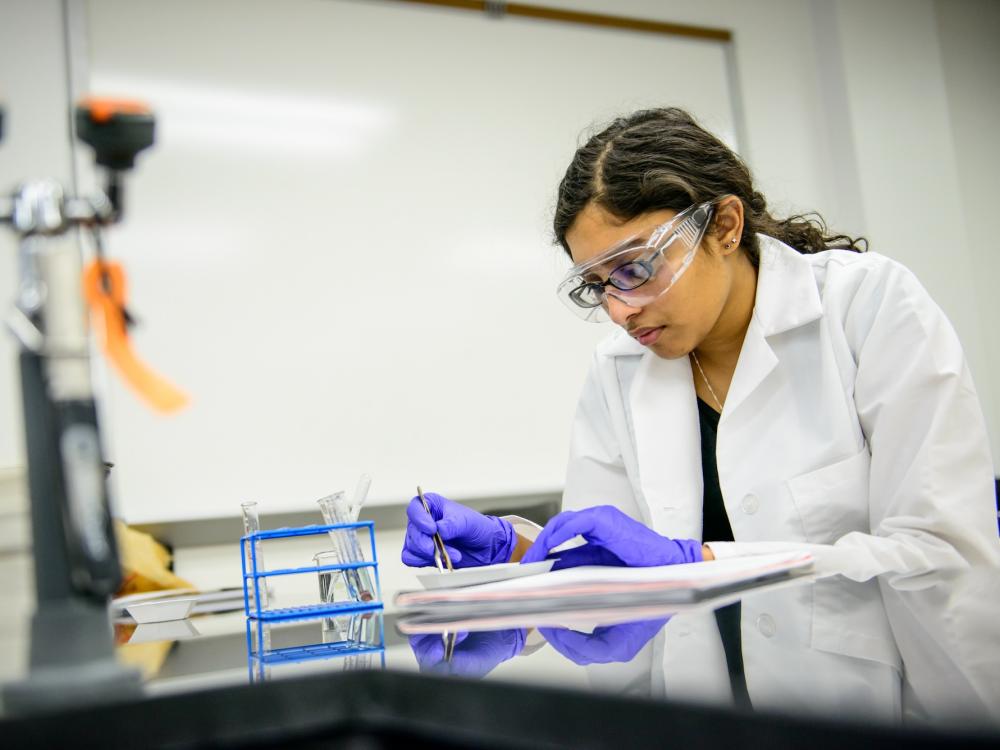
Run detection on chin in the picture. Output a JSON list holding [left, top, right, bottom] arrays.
[[650, 338, 692, 360]]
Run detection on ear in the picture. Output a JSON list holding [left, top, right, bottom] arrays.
[[711, 196, 745, 257]]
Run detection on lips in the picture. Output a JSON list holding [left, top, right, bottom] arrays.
[[630, 326, 665, 346]]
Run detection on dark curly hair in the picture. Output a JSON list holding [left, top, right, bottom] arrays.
[[553, 107, 866, 264]]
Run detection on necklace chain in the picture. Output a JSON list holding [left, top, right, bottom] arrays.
[[691, 351, 724, 412]]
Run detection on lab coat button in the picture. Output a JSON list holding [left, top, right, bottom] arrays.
[[741, 494, 759, 515], [756, 613, 777, 638]]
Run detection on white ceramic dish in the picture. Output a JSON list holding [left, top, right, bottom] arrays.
[[415, 560, 556, 590], [111, 589, 196, 617], [125, 597, 197, 624], [128, 619, 200, 644]]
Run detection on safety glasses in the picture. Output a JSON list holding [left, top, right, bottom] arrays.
[[556, 199, 718, 322]]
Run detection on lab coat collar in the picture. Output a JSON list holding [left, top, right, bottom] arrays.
[[715, 235, 824, 418], [600, 328, 646, 357], [751, 234, 824, 337], [629, 352, 704, 538]]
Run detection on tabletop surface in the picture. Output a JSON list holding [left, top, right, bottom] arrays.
[[88, 561, 1000, 740]]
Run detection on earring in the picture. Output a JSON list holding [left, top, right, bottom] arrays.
[[724, 237, 738, 249]]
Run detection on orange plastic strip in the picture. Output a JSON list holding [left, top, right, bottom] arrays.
[[82, 260, 190, 414]]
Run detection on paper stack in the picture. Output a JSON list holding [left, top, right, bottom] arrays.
[[395, 551, 813, 615]]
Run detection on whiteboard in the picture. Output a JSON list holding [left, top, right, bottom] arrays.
[[81, 0, 739, 523]]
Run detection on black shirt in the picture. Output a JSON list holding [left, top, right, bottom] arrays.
[[697, 397, 750, 707], [696, 397, 751, 706], [697, 397, 734, 543]]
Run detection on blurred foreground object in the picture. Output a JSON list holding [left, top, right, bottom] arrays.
[[0, 97, 183, 715], [114, 519, 193, 596]]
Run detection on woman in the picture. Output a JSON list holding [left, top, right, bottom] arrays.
[[403, 107, 999, 581]]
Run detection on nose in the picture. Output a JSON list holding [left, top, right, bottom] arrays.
[[605, 294, 641, 327]]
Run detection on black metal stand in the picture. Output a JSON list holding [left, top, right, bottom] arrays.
[[2, 352, 139, 714]]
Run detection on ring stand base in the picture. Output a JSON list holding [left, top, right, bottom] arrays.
[[2, 600, 142, 715]]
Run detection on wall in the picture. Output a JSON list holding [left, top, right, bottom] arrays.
[[834, 0, 998, 464], [0, 0, 78, 470], [934, 0, 1000, 463]]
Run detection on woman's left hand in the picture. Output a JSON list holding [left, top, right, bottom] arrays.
[[520, 505, 703, 570]]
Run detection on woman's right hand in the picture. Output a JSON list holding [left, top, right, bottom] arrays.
[[401, 492, 516, 568]]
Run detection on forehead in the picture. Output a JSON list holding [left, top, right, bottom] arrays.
[[565, 203, 679, 266]]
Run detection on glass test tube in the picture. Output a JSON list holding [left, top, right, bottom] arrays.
[[317, 492, 376, 602], [241, 500, 269, 611], [313, 550, 345, 604]]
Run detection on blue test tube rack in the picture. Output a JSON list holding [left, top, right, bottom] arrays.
[[245, 609, 386, 682], [240, 521, 383, 621]]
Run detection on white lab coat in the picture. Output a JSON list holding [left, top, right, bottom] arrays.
[[561, 234, 1000, 582], [561, 234, 999, 681], [582, 578, 903, 721]]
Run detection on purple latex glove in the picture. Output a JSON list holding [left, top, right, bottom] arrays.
[[408, 629, 527, 678], [520, 505, 702, 570], [539, 618, 669, 666], [401, 492, 516, 569]]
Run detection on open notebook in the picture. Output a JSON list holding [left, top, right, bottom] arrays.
[[395, 551, 813, 615]]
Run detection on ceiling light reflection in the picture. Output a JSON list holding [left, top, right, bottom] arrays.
[[89, 75, 393, 158]]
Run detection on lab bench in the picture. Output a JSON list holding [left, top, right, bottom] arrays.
[[2, 566, 999, 748]]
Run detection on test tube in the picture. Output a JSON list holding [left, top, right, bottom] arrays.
[[313, 550, 345, 604], [317, 493, 358, 600], [241, 500, 269, 611], [350, 473, 372, 522], [322, 612, 353, 645], [343, 653, 374, 671], [249, 620, 273, 681], [317, 492, 375, 602]]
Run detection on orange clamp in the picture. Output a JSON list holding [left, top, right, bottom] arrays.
[[82, 260, 189, 414], [78, 96, 152, 123]]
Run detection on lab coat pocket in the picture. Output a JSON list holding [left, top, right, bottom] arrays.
[[810, 578, 902, 672], [787, 449, 870, 544]]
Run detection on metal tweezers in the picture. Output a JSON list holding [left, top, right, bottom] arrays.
[[417, 485, 454, 574], [417, 486, 456, 661]]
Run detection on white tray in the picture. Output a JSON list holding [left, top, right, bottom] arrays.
[[416, 560, 555, 590], [125, 597, 197, 624]]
